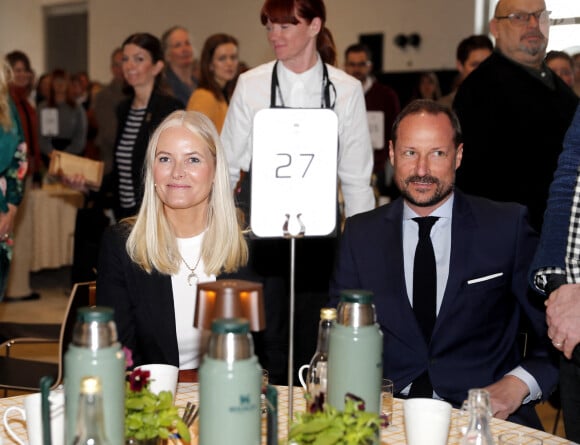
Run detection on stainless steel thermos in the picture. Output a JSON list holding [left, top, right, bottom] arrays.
[[64, 307, 125, 445]]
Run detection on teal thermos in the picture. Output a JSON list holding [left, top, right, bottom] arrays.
[[64, 307, 125, 445], [199, 318, 261, 445], [327, 290, 383, 413]]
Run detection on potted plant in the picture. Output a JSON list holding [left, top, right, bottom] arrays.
[[125, 368, 191, 444], [288, 394, 383, 445]]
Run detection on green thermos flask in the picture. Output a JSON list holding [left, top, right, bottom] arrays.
[[327, 290, 383, 413], [199, 318, 261, 445], [64, 307, 125, 445]]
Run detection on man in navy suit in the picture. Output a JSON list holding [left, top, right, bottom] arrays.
[[330, 99, 558, 428]]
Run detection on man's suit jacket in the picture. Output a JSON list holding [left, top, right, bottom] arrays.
[[330, 191, 557, 418]]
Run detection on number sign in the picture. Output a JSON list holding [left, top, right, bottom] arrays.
[[251, 108, 338, 238]]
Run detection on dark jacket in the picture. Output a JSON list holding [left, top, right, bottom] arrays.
[[111, 92, 182, 217], [453, 51, 578, 231], [330, 190, 558, 428]]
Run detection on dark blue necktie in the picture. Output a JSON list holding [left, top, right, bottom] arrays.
[[409, 216, 439, 398]]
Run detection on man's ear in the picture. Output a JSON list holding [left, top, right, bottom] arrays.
[[489, 18, 500, 40], [456, 59, 465, 77], [455, 143, 464, 170], [389, 140, 395, 166]]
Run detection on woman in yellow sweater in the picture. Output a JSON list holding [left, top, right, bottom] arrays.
[[186, 34, 239, 133]]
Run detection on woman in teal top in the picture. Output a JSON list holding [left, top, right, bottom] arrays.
[[0, 61, 28, 299]]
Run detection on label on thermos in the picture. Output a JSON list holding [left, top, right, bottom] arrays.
[[199, 356, 261, 445]]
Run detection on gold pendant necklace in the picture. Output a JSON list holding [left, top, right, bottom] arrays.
[[179, 252, 202, 287]]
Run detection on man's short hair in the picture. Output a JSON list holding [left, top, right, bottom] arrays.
[[391, 99, 463, 147], [545, 50, 573, 68], [344, 43, 372, 60], [456, 35, 493, 65]]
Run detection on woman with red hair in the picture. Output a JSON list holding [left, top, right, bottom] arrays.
[[221, 0, 375, 384]]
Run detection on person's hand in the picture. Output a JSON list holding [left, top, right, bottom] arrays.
[[62, 173, 89, 194], [484, 375, 529, 420], [0, 203, 17, 241], [546, 283, 580, 359]]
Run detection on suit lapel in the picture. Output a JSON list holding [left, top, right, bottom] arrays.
[[380, 200, 426, 354], [433, 191, 476, 334]]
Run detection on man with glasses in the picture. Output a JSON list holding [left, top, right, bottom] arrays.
[[344, 43, 400, 200], [453, 0, 578, 232]]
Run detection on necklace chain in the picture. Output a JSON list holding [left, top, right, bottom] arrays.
[[179, 252, 202, 287]]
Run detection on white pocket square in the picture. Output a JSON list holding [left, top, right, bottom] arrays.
[[467, 272, 503, 285]]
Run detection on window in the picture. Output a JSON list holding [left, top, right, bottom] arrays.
[[546, 0, 580, 54]]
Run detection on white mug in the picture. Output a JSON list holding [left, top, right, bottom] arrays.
[[3, 391, 65, 445], [404, 398, 451, 445], [298, 364, 310, 391], [135, 364, 179, 397]]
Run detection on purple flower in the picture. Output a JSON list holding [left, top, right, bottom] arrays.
[[122, 346, 134, 369], [128, 369, 150, 392]]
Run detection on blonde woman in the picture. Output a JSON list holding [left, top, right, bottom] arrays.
[[96, 110, 248, 377], [0, 61, 27, 299]]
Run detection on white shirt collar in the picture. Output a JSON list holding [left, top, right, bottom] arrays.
[[403, 192, 455, 221]]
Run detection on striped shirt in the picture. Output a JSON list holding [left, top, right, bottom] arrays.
[[116, 107, 146, 209]]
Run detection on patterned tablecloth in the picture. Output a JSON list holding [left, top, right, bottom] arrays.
[[0, 383, 571, 444]]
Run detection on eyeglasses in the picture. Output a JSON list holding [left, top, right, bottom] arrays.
[[495, 10, 551, 26]]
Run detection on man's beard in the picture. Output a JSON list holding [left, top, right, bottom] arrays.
[[520, 31, 547, 57], [399, 175, 454, 208]]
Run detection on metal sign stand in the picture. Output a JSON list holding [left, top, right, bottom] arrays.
[[250, 108, 338, 435]]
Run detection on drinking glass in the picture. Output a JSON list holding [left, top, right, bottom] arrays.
[[381, 378, 394, 427]]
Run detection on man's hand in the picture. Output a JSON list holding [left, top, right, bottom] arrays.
[[546, 283, 580, 359], [484, 375, 529, 420]]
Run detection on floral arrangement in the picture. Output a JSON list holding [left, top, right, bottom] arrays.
[[123, 348, 190, 443], [287, 393, 383, 445]]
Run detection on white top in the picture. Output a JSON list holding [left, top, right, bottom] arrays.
[[221, 56, 375, 218], [171, 233, 216, 370]]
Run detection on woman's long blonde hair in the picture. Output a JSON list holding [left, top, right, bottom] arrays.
[[0, 61, 13, 130], [126, 110, 248, 275]]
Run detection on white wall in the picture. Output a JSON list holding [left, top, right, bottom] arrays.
[[1, 0, 477, 83]]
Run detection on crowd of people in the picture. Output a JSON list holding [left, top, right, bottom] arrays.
[[1, 0, 580, 440]]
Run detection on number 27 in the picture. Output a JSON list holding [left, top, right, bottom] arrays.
[[275, 153, 314, 178]]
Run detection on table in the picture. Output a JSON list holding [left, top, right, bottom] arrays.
[[28, 184, 84, 271], [1, 384, 571, 444]]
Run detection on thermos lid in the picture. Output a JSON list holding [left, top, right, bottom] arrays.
[[76, 307, 114, 323], [211, 318, 250, 334], [73, 307, 118, 348], [339, 290, 373, 304], [320, 308, 337, 320]]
